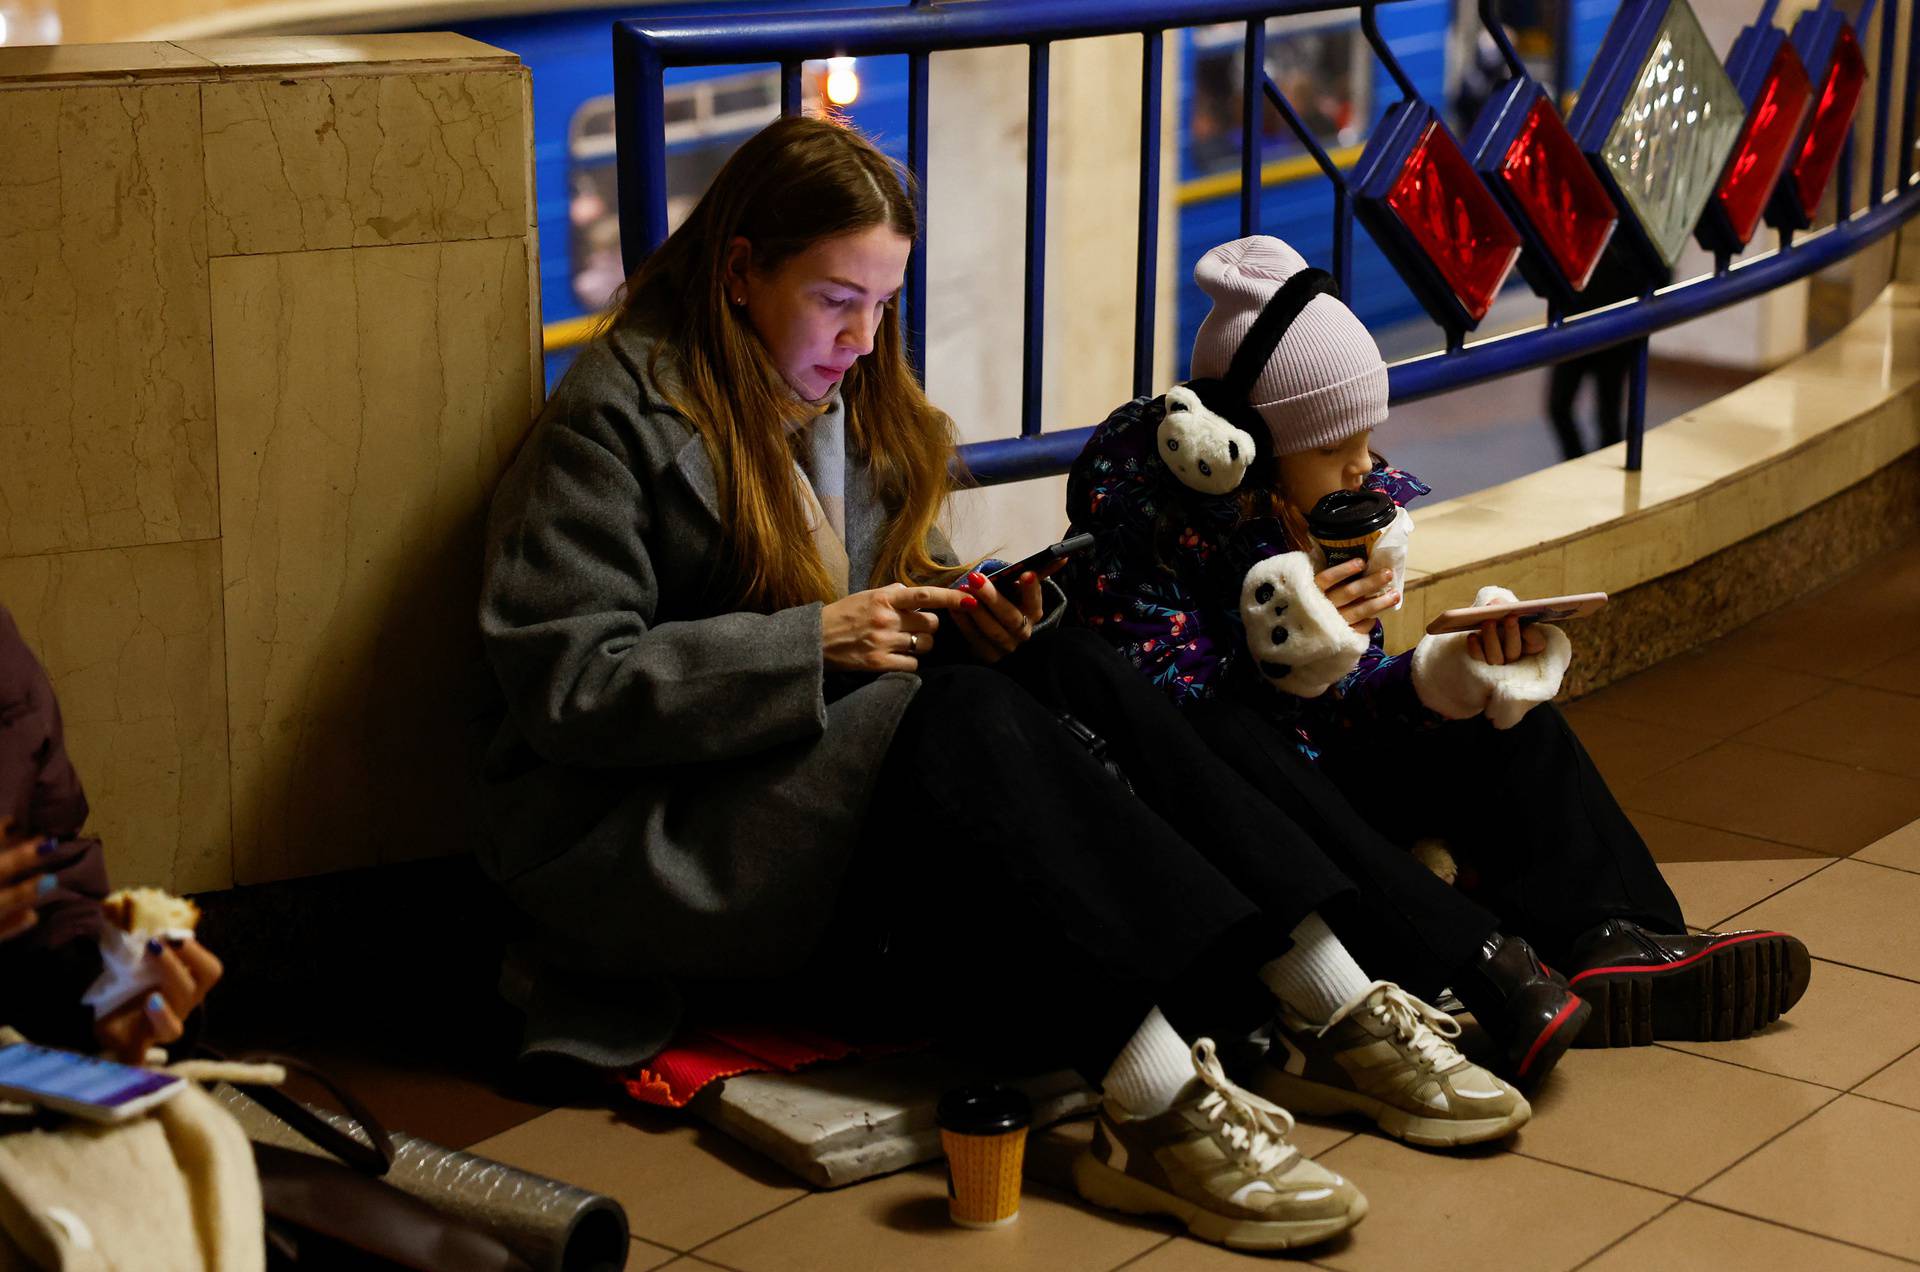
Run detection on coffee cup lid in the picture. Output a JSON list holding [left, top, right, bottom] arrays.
[[937, 1084, 1033, 1136], [1307, 488, 1395, 536]]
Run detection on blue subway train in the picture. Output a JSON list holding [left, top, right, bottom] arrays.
[[422, 0, 1614, 391]]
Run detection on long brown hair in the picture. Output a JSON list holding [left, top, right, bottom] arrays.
[[610, 114, 958, 611]]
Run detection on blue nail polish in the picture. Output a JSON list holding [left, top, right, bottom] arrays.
[[34, 874, 56, 897], [147, 993, 166, 1014], [36, 837, 59, 858], [146, 938, 164, 957]]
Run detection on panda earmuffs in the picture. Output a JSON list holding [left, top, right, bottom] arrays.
[[1155, 267, 1337, 496]]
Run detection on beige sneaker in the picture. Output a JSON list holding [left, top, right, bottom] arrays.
[[1255, 981, 1530, 1148], [1073, 1038, 1366, 1251]]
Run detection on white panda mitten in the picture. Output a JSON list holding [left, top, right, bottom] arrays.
[[1157, 385, 1255, 495], [1240, 552, 1370, 697], [1410, 586, 1573, 728]]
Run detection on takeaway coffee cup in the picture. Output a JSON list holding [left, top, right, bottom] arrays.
[[936, 1085, 1033, 1229], [1307, 489, 1397, 571]]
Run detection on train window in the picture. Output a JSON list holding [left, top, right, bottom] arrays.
[[567, 68, 827, 311], [1187, 18, 1369, 178]]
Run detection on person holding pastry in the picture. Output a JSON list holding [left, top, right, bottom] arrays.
[[0, 604, 221, 1060]]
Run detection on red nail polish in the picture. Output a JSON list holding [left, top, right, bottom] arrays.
[[968, 572, 986, 588], [963, 595, 979, 609]]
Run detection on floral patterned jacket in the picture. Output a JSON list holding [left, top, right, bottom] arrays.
[[1062, 393, 1440, 761]]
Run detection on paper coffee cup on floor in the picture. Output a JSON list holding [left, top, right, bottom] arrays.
[[936, 1085, 1032, 1229]]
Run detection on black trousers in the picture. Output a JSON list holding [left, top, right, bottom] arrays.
[[1187, 695, 1685, 981], [1547, 345, 1635, 460], [836, 628, 1361, 1077]]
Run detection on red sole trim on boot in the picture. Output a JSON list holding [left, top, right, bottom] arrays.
[[1567, 931, 1789, 986], [1516, 994, 1586, 1080]]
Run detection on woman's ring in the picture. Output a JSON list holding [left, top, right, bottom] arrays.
[[908, 632, 919, 653]]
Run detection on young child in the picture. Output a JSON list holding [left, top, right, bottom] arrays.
[[1064, 234, 1812, 1065]]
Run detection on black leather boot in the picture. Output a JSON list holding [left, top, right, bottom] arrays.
[[1566, 919, 1812, 1047], [1454, 933, 1590, 1087]]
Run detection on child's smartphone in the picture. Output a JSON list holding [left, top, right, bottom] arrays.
[[980, 532, 1097, 594], [1425, 592, 1609, 635], [0, 1041, 186, 1123]]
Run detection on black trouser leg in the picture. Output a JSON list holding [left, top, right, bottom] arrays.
[[1318, 704, 1685, 968], [1547, 360, 1588, 460], [1595, 346, 1633, 448], [997, 630, 1358, 930], [1181, 694, 1500, 999], [842, 639, 1352, 1079]]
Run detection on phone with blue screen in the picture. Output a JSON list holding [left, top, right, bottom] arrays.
[[0, 1041, 185, 1123]]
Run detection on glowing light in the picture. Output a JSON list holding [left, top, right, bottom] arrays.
[[825, 57, 860, 107], [1597, 0, 1745, 268], [1497, 96, 1618, 293], [0, 12, 11, 45], [1384, 121, 1523, 324]]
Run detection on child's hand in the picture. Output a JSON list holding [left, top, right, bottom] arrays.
[[1467, 616, 1548, 665], [1314, 557, 1400, 634]]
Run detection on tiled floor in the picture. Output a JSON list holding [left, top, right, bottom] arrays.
[[269, 535, 1920, 1270]]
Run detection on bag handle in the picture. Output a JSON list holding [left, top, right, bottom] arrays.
[[201, 1044, 396, 1177]]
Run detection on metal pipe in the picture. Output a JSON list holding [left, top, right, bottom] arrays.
[[1134, 29, 1164, 399], [1625, 336, 1649, 471], [617, 0, 1423, 65], [907, 50, 931, 382], [1241, 18, 1266, 236], [780, 60, 802, 115], [1873, 0, 1895, 200], [1477, 0, 1527, 81], [1258, 73, 1353, 293], [1361, 2, 1420, 102], [612, 25, 669, 272], [1022, 41, 1051, 437], [1904, 0, 1919, 187], [959, 178, 1920, 483]]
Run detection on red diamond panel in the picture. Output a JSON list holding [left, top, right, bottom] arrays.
[[1500, 97, 1618, 291], [1385, 121, 1523, 323], [1789, 24, 1867, 219], [1718, 43, 1815, 245]]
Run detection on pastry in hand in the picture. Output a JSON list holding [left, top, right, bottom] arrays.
[[100, 887, 200, 938]]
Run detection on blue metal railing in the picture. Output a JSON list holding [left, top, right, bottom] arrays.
[[613, 0, 1920, 486]]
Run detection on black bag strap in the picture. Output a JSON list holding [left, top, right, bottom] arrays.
[[202, 1044, 396, 1177], [1221, 267, 1338, 399]]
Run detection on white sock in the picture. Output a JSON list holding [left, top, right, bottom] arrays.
[[1258, 913, 1373, 1025], [1100, 1007, 1194, 1117]]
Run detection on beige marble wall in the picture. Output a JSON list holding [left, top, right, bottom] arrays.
[[0, 543, 230, 893], [0, 79, 216, 559], [213, 237, 531, 883], [0, 36, 538, 890]]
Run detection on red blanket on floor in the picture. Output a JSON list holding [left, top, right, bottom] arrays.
[[623, 1026, 919, 1108]]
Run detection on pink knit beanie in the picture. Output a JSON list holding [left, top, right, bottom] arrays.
[[1189, 235, 1389, 455]]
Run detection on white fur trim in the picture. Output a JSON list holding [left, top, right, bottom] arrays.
[[1156, 385, 1255, 495], [1409, 586, 1573, 728], [1240, 552, 1369, 698]]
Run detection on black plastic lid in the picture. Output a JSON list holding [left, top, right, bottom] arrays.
[[1306, 488, 1396, 538], [936, 1084, 1033, 1135]]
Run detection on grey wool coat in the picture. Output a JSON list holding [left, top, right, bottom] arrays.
[[476, 323, 943, 1067]]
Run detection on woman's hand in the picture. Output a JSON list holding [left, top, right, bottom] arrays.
[[951, 569, 1047, 664], [0, 819, 60, 943], [1315, 557, 1400, 634], [94, 937, 223, 1062], [823, 583, 976, 672], [1467, 615, 1547, 665]]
